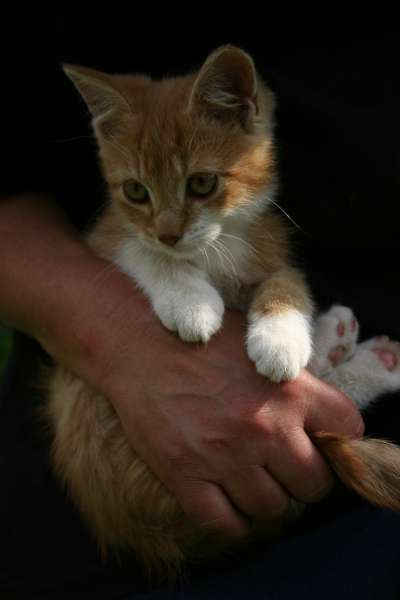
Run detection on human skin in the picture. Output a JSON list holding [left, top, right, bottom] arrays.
[[0, 193, 364, 538]]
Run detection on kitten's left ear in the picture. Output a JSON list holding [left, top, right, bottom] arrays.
[[63, 64, 132, 139], [189, 45, 273, 133]]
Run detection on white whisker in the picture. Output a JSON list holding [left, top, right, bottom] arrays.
[[219, 232, 262, 260], [207, 240, 225, 272], [210, 238, 239, 279], [266, 195, 304, 232], [53, 135, 93, 144], [205, 247, 212, 271]]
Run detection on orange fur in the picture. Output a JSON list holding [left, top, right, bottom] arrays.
[[43, 46, 400, 580], [250, 267, 313, 316], [313, 433, 400, 511]]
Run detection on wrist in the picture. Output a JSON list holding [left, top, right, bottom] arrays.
[[41, 248, 150, 390]]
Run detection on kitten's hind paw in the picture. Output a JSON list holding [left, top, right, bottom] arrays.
[[358, 337, 400, 374], [329, 336, 400, 409], [309, 305, 359, 377]]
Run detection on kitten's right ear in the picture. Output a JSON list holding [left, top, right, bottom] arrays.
[[188, 45, 274, 134], [63, 64, 132, 139]]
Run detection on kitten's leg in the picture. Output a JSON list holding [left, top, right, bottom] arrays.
[[247, 268, 314, 381], [320, 337, 400, 410], [309, 305, 360, 378], [117, 245, 224, 343]]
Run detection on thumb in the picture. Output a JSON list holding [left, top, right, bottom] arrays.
[[301, 370, 365, 439]]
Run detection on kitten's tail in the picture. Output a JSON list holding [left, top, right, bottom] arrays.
[[313, 432, 400, 510]]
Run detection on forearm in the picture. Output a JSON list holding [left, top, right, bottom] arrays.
[[0, 193, 146, 377], [0, 194, 83, 334]]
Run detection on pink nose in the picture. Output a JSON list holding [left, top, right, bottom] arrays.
[[158, 235, 181, 247]]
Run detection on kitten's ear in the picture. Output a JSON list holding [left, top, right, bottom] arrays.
[[189, 46, 271, 133], [63, 64, 132, 139]]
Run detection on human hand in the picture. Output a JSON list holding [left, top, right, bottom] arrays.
[[62, 277, 363, 540], [0, 194, 364, 538]]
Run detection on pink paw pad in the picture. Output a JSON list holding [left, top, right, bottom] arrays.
[[337, 322, 345, 337], [350, 318, 358, 332], [328, 345, 346, 366], [373, 349, 398, 371]]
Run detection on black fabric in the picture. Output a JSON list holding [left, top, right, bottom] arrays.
[[138, 507, 400, 600], [1, 13, 400, 599]]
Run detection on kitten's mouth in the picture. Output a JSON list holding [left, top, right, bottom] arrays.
[[138, 223, 222, 259], [140, 236, 204, 259]]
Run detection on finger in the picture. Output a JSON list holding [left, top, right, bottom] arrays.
[[221, 464, 290, 519], [175, 479, 250, 540], [301, 370, 365, 438], [263, 426, 335, 504]]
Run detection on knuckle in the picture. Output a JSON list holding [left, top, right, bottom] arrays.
[[293, 459, 334, 503], [262, 418, 303, 452], [164, 451, 203, 487], [264, 494, 290, 519], [279, 377, 304, 402], [200, 517, 248, 541], [300, 478, 334, 503], [200, 432, 233, 455], [238, 407, 276, 439]]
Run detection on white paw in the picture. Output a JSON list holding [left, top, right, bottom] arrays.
[[337, 337, 400, 408], [247, 311, 312, 382], [309, 305, 359, 376], [154, 285, 224, 343], [357, 337, 400, 379]]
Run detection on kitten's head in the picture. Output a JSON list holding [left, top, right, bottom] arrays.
[[64, 46, 276, 258]]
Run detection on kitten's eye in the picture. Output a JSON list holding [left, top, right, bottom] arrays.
[[123, 180, 149, 204], [187, 173, 218, 198]]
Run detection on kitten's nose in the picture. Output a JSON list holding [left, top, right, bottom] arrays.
[[158, 235, 181, 247]]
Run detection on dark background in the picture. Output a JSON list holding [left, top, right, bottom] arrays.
[[3, 12, 400, 333], [1, 10, 400, 599]]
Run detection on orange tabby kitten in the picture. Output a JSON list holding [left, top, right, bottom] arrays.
[[46, 46, 400, 577]]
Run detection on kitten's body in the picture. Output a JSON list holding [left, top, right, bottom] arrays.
[[46, 46, 400, 577]]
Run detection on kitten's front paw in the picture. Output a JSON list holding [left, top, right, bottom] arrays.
[[247, 311, 312, 382], [154, 286, 224, 343]]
